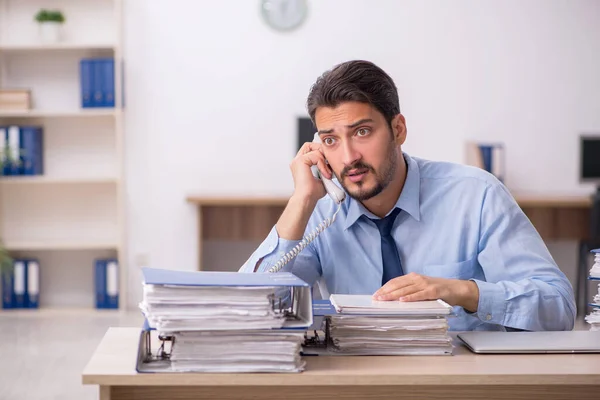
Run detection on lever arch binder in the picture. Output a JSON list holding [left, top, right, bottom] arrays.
[[302, 296, 454, 356], [136, 267, 313, 373]]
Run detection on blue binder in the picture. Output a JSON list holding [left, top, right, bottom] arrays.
[[102, 58, 115, 108], [141, 267, 313, 329], [94, 259, 107, 308], [95, 258, 119, 309], [26, 259, 40, 308], [80, 59, 94, 108], [13, 259, 26, 308], [19, 126, 43, 175]]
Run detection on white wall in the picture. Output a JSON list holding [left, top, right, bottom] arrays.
[[122, 0, 600, 308]]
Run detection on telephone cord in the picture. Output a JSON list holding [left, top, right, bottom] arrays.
[[267, 203, 342, 273]]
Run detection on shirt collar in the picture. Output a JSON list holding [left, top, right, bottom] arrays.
[[343, 152, 421, 230]]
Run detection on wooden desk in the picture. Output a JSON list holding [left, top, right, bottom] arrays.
[[82, 327, 600, 400], [186, 194, 593, 270]]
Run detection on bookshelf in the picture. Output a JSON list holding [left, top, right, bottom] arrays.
[[0, 0, 126, 310]]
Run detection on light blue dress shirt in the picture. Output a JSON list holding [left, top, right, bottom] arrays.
[[239, 153, 576, 332]]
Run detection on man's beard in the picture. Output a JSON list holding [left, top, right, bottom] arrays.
[[336, 144, 398, 201]]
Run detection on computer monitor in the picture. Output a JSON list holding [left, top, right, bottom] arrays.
[[580, 135, 600, 188], [297, 117, 316, 151]]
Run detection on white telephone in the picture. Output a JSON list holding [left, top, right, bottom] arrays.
[[267, 133, 346, 273], [310, 132, 346, 204]]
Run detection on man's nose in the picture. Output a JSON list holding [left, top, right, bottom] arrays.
[[341, 140, 361, 167]]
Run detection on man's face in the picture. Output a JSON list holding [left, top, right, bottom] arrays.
[[315, 102, 403, 201]]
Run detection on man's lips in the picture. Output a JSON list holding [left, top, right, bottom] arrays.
[[346, 168, 369, 182]]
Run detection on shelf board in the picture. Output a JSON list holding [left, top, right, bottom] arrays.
[[0, 43, 115, 52], [0, 176, 118, 185], [4, 241, 119, 251], [0, 109, 120, 118], [4, 241, 118, 251]]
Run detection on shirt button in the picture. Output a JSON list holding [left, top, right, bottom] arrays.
[[486, 314, 492, 321]]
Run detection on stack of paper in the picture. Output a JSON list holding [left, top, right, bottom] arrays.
[[327, 295, 453, 355], [586, 250, 600, 331], [140, 285, 285, 332], [169, 330, 305, 372], [590, 251, 600, 279], [139, 268, 310, 373]]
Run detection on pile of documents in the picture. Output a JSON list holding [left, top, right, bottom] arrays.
[[139, 268, 309, 373], [140, 285, 286, 332], [586, 250, 600, 331], [169, 330, 305, 373], [327, 295, 453, 355]]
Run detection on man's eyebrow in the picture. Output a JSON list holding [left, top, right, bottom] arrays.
[[318, 118, 374, 135]]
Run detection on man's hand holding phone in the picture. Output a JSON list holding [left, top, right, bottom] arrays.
[[275, 142, 333, 241], [290, 141, 333, 204]]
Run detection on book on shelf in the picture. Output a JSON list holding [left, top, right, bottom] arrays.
[[1, 258, 40, 309], [0, 89, 31, 111], [0, 125, 44, 176], [80, 58, 115, 108]]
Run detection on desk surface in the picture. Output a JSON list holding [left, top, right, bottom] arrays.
[[186, 194, 593, 208], [82, 327, 600, 387]]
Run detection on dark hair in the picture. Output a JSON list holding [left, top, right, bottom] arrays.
[[306, 60, 401, 127]]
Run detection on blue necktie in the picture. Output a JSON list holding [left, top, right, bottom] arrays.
[[370, 208, 403, 285]]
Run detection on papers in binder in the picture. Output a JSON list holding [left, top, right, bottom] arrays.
[[139, 267, 312, 331], [169, 330, 305, 373], [303, 295, 454, 356], [136, 267, 312, 373], [586, 250, 600, 331], [329, 294, 453, 315], [590, 250, 600, 279]]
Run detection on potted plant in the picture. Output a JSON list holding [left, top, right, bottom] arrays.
[[0, 240, 12, 288], [34, 9, 66, 43]]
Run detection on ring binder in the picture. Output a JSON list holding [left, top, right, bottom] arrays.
[[136, 268, 313, 373]]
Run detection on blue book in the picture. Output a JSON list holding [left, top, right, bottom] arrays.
[[102, 58, 115, 108], [92, 59, 104, 107], [13, 259, 26, 308], [26, 259, 40, 308], [478, 145, 493, 174], [19, 126, 43, 175], [94, 259, 107, 308], [141, 267, 313, 329], [105, 258, 119, 309], [1, 263, 14, 309], [80, 59, 94, 108]]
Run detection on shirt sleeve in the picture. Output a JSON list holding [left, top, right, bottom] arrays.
[[472, 181, 576, 331], [238, 220, 323, 288]]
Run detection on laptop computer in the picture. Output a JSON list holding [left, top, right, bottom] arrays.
[[457, 331, 600, 354]]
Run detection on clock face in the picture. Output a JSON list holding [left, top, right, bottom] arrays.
[[261, 0, 308, 31]]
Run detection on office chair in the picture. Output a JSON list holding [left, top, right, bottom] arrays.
[[576, 187, 600, 317]]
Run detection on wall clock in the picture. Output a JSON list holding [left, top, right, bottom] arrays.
[[261, 0, 308, 32]]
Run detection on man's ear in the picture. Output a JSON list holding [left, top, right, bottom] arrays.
[[391, 114, 407, 146]]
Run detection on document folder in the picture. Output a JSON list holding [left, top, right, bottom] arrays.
[[136, 268, 313, 373]]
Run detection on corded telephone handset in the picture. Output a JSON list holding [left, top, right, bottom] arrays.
[[267, 133, 346, 273]]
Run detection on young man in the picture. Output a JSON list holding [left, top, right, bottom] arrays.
[[239, 60, 576, 332]]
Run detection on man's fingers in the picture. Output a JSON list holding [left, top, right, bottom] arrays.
[[373, 273, 418, 297], [374, 284, 419, 301], [297, 142, 322, 156], [301, 151, 331, 179], [399, 288, 436, 302]]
